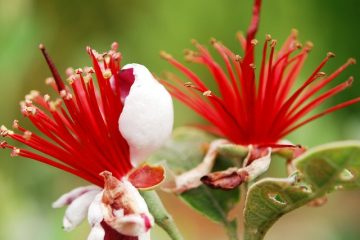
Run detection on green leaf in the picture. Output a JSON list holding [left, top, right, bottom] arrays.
[[148, 127, 240, 228], [181, 185, 238, 223], [295, 141, 360, 190], [149, 127, 213, 174], [217, 144, 248, 167], [244, 140, 360, 240]]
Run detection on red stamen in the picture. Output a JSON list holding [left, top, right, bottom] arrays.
[[281, 97, 360, 138], [246, 0, 262, 50], [279, 77, 354, 137], [2, 44, 133, 186], [161, 0, 359, 146], [39, 44, 65, 92]]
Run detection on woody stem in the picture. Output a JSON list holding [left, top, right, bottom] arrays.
[[140, 190, 184, 240]]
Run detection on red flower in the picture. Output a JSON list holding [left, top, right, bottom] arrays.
[[161, 0, 359, 147], [0, 43, 173, 239], [1, 43, 127, 184]]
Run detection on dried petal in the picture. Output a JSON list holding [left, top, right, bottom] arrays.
[[161, 139, 228, 193], [201, 168, 249, 189], [202, 147, 272, 189], [245, 147, 272, 181], [101, 171, 154, 237], [128, 164, 165, 190]]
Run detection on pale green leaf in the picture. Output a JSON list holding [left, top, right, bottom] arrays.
[[295, 141, 360, 190], [244, 141, 360, 240]]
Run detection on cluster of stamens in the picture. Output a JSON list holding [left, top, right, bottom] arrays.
[[0, 42, 133, 186], [161, 28, 359, 146]]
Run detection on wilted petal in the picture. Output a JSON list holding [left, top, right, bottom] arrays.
[[202, 147, 272, 189], [128, 164, 165, 190], [63, 189, 100, 231], [100, 171, 154, 237], [201, 167, 249, 190], [52, 185, 101, 208], [162, 139, 228, 193], [245, 147, 272, 181], [119, 64, 174, 166]]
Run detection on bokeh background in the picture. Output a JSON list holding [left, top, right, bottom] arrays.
[[1, 0, 360, 239]]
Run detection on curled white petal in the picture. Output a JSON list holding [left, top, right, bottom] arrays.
[[88, 191, 104, 226], [119, 64, 174, 166], [243, 147, 272, 181], [107, 213, 153, 237], [87, 224, 105, 240], [52, 185, 101, 208], [63, 190, 99, 232]]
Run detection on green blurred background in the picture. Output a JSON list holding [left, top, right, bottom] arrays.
[[1, 0, 360, 239]]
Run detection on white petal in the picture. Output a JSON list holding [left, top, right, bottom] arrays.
[[138, 231, 151, 240], [88, 191, 104, 226], [119, 64, 174, 166], [113, 208, 124, 218], [63, 190, 99, 232], [119, 179, 150, 213], [52, 185, 101, 208], [107, 213, 153, 237], [87, 224, 105, 240], [245, 148, 272, 181]]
